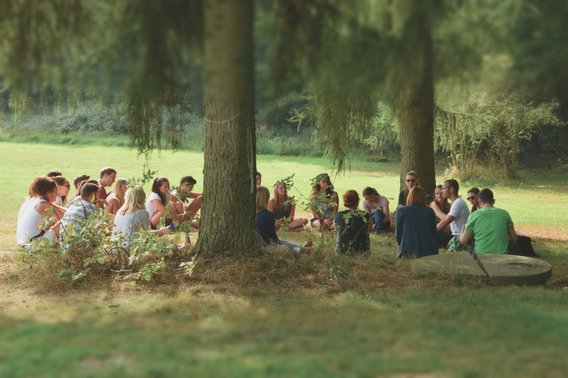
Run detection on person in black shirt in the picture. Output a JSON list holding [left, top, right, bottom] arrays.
[[334, 190, 372, 255], [255, 186, 312, 253]]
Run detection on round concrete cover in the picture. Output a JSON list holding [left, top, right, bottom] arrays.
[[411, 252, 552, 285]]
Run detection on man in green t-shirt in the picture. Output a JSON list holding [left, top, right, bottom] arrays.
[[459, 188, 518, 254]]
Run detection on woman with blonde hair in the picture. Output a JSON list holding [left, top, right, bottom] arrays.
[[113, 187, 168, 247], [105, 178, 128, 215], [255, 186, 312, 253], [395, 186, 438, 258], [268, 181, 308, 231]]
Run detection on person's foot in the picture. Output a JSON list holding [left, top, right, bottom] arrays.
[[303, 240, 313, 253]]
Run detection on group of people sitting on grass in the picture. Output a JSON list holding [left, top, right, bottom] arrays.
[[17, 168, 520, 259], [395, 170, 519, 259], [255, 172, 380, 256], [16, 168, 203, 250]]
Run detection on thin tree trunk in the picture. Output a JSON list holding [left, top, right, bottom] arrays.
[[394, 0, 436, 197], [194, 0, 257, 255]]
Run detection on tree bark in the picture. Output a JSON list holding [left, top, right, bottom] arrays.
[[394, 0, 436, 197], [194, 0, 257, 255]]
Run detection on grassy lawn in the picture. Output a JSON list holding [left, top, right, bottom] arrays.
[[1, 140, 567, 377]]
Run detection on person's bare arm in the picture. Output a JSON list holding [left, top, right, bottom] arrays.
[[437, 214, 456, 231], [150, 199, 165, 228], [267, 198, 276, 212], [460, 230, 473, 245], [430, 202, 447, 220]]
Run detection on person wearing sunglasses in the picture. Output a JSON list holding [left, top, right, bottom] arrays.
[[397, 171, 419, 209], [466, 187, 480, 213]]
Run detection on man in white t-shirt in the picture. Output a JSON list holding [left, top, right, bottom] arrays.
[[431, 179, 470, 248]]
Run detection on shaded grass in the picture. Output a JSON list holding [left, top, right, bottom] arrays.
[[1, 286, 567, 377]]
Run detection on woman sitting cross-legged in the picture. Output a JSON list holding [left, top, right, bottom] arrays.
[[113, 187, 169, 248], [268, 181, 308, 232], [396, 186, 438, 259], [146, 177, 195, 229], [362, 186, 390, 233], [310, 173, 339, 231], [255, 186, 312, 254], [334, 190, 372, 256]]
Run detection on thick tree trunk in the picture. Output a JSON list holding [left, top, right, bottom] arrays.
[[394, 1, 436, 197], [194, 0, 257, 255]]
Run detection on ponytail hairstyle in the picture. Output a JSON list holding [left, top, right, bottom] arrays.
[[29, 177, 57, 200], [151, 177, 170, 204]]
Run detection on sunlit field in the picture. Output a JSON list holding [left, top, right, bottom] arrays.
[[1, 141, 567, 251]]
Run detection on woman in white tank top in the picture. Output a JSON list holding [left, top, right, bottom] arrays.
[[16, 177, 59, 247]]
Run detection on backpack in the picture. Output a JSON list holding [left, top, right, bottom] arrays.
[[509, 235, 539, 258]]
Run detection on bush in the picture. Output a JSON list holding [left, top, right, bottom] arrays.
[[19, 209, 193, 288]]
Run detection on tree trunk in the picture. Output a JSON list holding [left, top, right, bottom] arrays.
[[194, 0, 257, 255], [394, 0, 436, 197]]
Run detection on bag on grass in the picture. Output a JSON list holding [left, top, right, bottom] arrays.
[[508, 235, 538, 258]]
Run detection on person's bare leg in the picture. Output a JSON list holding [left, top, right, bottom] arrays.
[[288, 218, 308, 231], [186, 195, 202, 214]]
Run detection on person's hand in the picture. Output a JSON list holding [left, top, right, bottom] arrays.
[[157, 227, 169, 237]]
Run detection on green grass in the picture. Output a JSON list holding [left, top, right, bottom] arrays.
[[1, 288, 567, 377], [1, 139, 568, 377], [1, 140, 567, 251]]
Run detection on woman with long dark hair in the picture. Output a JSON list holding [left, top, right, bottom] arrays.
[[310, 173, 338, 231], [16, 177, 59, 247]]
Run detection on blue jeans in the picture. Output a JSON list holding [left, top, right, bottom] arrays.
[[373, 211, 389, 232]]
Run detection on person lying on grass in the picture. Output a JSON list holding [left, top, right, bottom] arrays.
[[255, 186, 312, 254], [335, 190, 372, 256]]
